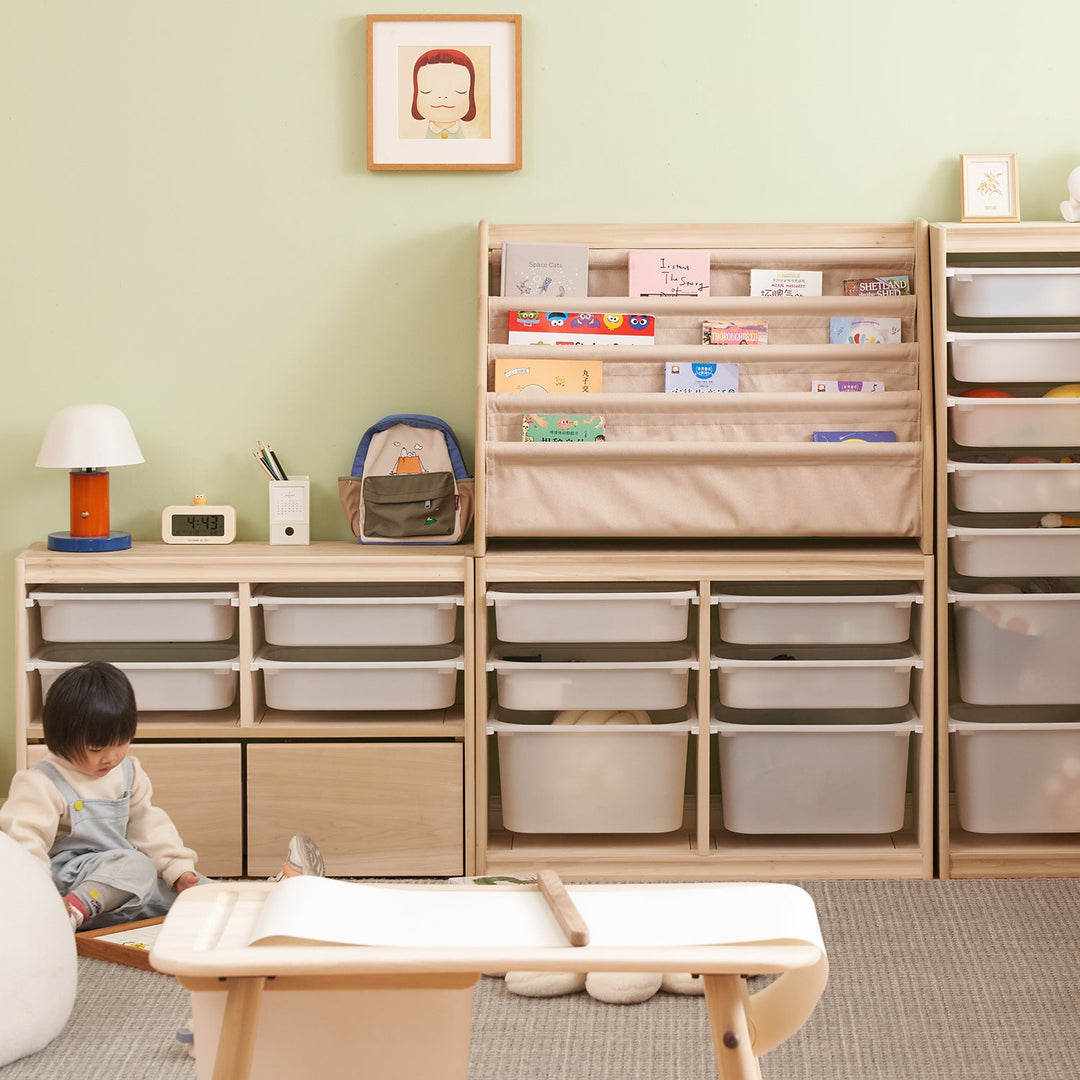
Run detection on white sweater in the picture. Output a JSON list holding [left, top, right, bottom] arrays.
[[0, 751, 197, 888]]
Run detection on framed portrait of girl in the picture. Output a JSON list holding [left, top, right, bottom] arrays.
[[368, 14, 522, 171]]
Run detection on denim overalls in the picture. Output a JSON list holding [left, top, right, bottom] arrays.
[[35, 758, 180, 930]]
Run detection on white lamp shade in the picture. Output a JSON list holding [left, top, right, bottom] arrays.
[[36, 405, 144, 469]]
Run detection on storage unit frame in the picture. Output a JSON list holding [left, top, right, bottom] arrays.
[[931, 222, 1080, 878]]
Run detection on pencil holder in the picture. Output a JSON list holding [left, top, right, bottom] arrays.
[[269, 476, 309, 545]]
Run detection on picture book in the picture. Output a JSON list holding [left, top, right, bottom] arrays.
[[812, 430, 897, 442], [829, 316, 901, 345], [521, 413, 606, 442], [501, 242, 590, 298], [749, 269, 823, 297], [664, 362, 739, 393], [811, 379, 885, 392], [494, 357, 602, 393], [508, 311, 655, 345], [842, 275, 910, 297], [628, 249, 710, 297], [702, 319, 768, 345]]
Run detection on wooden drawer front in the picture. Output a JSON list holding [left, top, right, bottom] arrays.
[[246, 742, 464, 877], [27, 742, 244, 878]]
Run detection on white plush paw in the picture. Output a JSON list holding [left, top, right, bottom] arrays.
[[584, 971, 662, 1004], [661, 972, 705, 995], [505, 970, 587, 997]]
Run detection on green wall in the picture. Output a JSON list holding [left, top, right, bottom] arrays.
[[1, 0, 1077, 786]]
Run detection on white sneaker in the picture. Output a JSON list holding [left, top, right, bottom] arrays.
[[270, 833, 325, 881]]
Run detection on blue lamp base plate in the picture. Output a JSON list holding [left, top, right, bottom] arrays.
[[47, 531, 133, 552]]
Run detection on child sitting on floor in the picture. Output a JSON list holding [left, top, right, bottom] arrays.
[[0, 660, 323, 930]]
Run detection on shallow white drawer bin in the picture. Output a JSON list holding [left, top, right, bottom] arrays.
[[950, 587, 1080, 705], [712, 645, 920, 710], [490, 644, 695, 711], [948, 520, 1080, 577], [714, 708, 918, 834], [948, 266, 1080, 318], [255, 645, 463, 711], [33, 644, 239, 711], [488, 584, 696, 643], [254, 584, 463, 647], [947, 395, 1080, 448], [713, 583, 919, 645], [29, 585, 238, 642], [949, 706, 1080, 832], [489, 708, 692, 833], [949, 332, 1080, 383], [948, 459, 1080, 513]]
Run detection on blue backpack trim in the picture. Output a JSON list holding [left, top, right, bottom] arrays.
[[350, 414, 471, 481]]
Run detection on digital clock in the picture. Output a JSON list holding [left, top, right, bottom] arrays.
[[161, 504, 237, 544]]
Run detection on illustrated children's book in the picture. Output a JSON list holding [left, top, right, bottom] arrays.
[[842, 274, 911, 296], [702, 319, 768, 345], [494, 358, 603, 394], [521, 413, 606, 441], [749, 269, 823, 297], [501, 242, 590, 298], [811, 379, 885, 392], [508, 311, 655, 345], [628, 249, 711, 297], [664, 362, 739, 393], [812, 430, 897, 442], [829, 316, 901, 345]]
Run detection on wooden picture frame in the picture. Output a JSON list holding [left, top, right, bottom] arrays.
[[367, 14, 522, 172], [960, 153, 1020, 222], [75, 916, 165, 972]]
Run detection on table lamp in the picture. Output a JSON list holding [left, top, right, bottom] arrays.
[[35, 404, 145, 551]]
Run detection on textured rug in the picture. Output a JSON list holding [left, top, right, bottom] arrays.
[[3, 878, 1079, 1079]]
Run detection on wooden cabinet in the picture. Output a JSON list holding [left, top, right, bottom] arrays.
[[14, 542, 476, 878], [931, 222, 1080, 878]]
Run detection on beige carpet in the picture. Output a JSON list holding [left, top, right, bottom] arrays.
[[3, 878, 1079, 1079]]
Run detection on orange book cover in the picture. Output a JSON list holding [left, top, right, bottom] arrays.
[[493, 357, 603, 393]]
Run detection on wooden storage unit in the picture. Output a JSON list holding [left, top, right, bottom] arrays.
[[476, 221, 935, 555], [932, 222, 1080, 879], [14, 542, 476, 878], [476, 545, 935, 881]]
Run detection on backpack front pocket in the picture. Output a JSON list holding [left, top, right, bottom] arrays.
[[362, 471, 456, 538]]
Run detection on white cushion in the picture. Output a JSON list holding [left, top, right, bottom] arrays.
[[0, 832, 77, 1066]]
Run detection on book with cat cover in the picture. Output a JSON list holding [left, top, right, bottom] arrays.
[[501, 242, 590, 298]]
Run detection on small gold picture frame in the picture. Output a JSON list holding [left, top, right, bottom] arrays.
[[960, 154, 1020, 222]]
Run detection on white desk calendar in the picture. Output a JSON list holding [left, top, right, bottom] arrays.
[[269, 476, 309, 545], [162, 501, 237, 544]]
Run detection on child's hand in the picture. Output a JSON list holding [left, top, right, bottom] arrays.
[[174, 872, 200, 893]]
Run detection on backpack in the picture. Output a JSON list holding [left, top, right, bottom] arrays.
[[338, 414, 474, 544]]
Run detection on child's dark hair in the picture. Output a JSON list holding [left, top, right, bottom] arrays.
[[43, 660, 138, 759]]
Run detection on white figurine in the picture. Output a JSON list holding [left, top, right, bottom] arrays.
[[1060, 166, 1080, 222]]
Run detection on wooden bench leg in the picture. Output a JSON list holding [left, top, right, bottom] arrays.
[[212, 976, 267, 1080], [702, 974, 762, 1080]]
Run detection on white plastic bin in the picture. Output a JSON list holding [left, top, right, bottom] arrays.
[[947, 458, 1080, 513], [714, 707, 918, 834], [255, 645, 463, 711], [489, 707, 692, 833], [947, 395, 1080, 448], [947, 266, 1080, 318], [712, 645, 920, 709], [949, 705, 1080, 832], [713, 583, 919, 645], [948, 519, 1080, 577], [489, 644, 695, 711], [488, 584, 696, 643], [29, 585, 238, 642], [254, 584, 463, 647], [33, 644, 239, 711], [950, 586, 1080, 705], [949, 332, 1080, 383]]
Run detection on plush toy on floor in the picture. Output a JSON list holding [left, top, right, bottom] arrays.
[[0, 831, 78, 1066]]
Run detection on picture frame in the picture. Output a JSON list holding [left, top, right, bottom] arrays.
[[960, 154, 1020, 222], [75, 915, 165, 971], [367, 14, 522, 172]]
